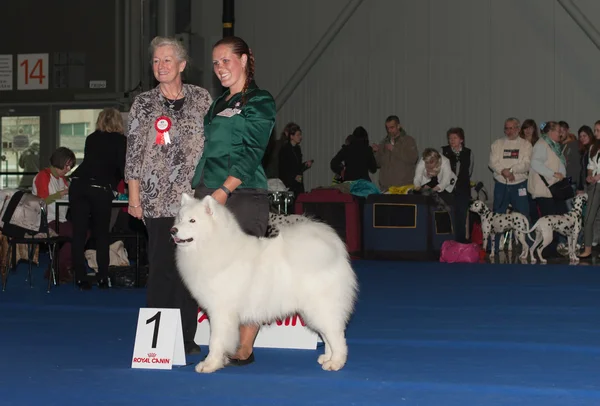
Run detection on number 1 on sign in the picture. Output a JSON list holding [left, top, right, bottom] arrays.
[[146, 311, 161, 348], [19, 58, 46, 85]]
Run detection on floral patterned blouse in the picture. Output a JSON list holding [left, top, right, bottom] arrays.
[[125, 84, 212, 218]]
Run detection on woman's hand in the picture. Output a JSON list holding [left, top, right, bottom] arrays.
[[554, 172, 565, 181], [128, 205, 143, 219], [586, 175, 595, 184], [432, 186, 441, 192], [211, 188, 228, 205]]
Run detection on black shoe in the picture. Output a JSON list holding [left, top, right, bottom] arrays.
[[184, 341, 201, 355], [227, 352, 255, 367], [76, 280, 92, 291], [97, 278, 110, 289]]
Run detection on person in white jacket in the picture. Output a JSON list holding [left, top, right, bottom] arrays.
[[488, 117, 532, 219], [413, 148, 457, 193]]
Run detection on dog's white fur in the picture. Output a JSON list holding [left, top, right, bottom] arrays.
[[173, 194, 358, 373], [469, 200, 530, 260], [528, 193, 587, 264]]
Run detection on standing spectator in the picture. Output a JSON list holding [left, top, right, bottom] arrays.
[[371, 115, 419, 192], [442, 127, 473, 243], [278, 122, 313, 196], [125, 36, 212, 355]]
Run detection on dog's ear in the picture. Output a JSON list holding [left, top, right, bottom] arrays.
[[181, 193, 194, 206], [201, 196, 217, 216]]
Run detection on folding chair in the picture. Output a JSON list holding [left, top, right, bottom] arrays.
[[1, 205, 70, 293]]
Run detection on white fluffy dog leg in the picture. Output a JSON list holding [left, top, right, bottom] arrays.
[[195, 314, 239, 374], [320, 329, 348, 372], [317, 335, 332, 365]]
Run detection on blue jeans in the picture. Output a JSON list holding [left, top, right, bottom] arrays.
[[492, 180, 530, 251], [493, 180, 530, 219]]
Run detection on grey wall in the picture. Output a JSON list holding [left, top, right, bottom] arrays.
[[192, 0, 600, 195]]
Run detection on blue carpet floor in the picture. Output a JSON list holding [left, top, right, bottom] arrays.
[[1, 258, 600, 405]]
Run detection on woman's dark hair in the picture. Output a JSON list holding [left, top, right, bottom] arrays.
[[350, 126, 369, 145], [578, 125, 593, 155], [49, 147, 75, 170], [281, 122, 301, 141], [519, 119, 539, 145], [446, 127, 465, 144], [213, 36, 254, 105]]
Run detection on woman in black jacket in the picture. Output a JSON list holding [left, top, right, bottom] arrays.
[[330, 126, 377, 182], [442, 127, 473, 243], [69, 108, 126, 290], [278, 122, 313, 196]]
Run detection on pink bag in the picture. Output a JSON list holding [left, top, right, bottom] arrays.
[[439, 240, 480, 263]]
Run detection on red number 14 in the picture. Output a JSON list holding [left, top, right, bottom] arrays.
[[20, 59, 46, 85]]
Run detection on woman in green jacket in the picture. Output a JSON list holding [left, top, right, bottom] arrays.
[[191, 36, 276, 366]]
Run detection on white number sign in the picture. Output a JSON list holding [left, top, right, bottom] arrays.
[[131, 308, 186, 370]]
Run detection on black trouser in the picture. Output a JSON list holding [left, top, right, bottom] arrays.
[[194, 187, 270, 237], [144, 217, 198, 344], [69, 179, 113, 280]]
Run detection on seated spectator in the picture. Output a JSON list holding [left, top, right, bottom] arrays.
[[32, 147, 76, 283], [330, 126, 377, 183]]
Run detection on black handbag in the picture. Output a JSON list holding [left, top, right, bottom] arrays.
[[540, 174, 574, 201]]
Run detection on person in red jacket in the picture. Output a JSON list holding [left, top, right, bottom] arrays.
[[32, 147, 76, 283]]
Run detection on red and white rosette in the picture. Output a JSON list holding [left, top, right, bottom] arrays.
[[154, 116, 172, 145]]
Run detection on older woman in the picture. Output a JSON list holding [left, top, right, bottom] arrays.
[[528, 121, 568, 256], [69, 108, 126, 290], [125, 36, 212, 354], [442, 127, 473, 243]]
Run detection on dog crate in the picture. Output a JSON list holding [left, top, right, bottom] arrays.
[[362, 194, 454, 260], [294, 188, 362, 257]]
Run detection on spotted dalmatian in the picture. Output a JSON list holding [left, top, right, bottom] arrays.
[[469, 200, 531, 260], [266, 212, 311, 238], [528, 193, 587, 264]]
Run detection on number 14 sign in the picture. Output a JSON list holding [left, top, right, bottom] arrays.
[[17, 53, 48, 90], [131, 308, 186, 370]]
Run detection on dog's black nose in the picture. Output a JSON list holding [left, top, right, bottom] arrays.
[[170, 227, 178, 235]]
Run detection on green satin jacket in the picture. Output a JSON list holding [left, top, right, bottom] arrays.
[[191, 81, 276, 190]]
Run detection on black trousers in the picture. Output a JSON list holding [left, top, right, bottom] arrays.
[[144, 217, 198, 344], [69, 179, 113, 280], [194, 187, 269, 237]]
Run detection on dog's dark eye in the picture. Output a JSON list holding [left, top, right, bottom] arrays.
[[189, 219, 195, 223]]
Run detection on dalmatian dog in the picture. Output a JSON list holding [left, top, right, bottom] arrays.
[[469, 200, 531, 260], [266, 212, 311, 238], [528, 193, 587, 265]]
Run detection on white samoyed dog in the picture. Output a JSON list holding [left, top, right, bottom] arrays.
[[172, 194, 358, 373]]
